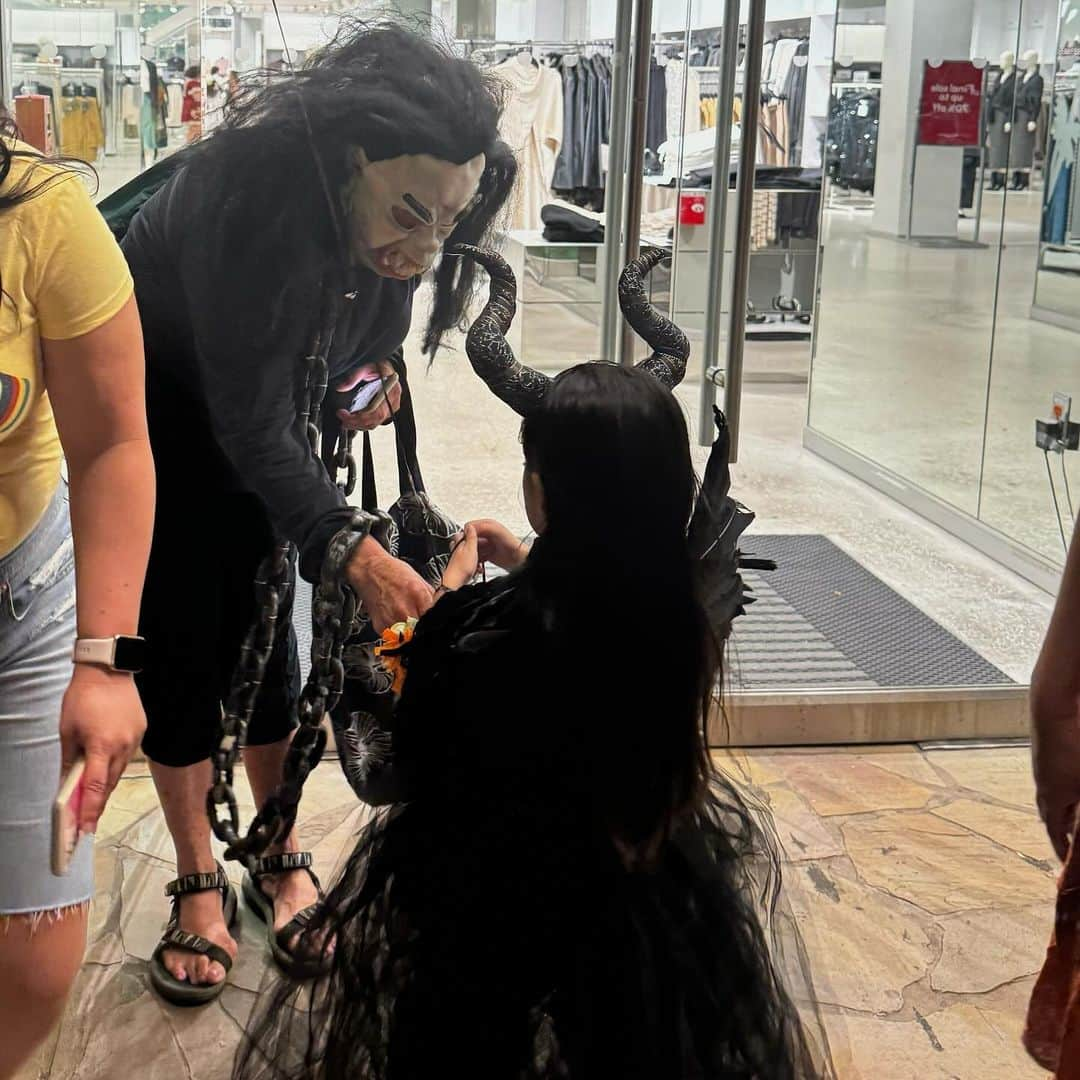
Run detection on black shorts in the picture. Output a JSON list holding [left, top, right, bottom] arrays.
[[136, 488, 299, 768]]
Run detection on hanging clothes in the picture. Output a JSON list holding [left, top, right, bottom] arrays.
[[784, 40, 810, 164], [825, 89, 880, 192], [551, 53, 610, 212], [664, 59, 701, 141], [552, 58, 579, 193], [496, 57, 564, 231], [646, 61, 667, 154], [60, 85, 105, 163], [166, 81, 183, 127]]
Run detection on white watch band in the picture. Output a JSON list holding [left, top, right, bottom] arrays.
[[73, 638, 117, 667]]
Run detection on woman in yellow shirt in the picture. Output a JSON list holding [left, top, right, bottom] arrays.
[[0, 120, 154, 1077]]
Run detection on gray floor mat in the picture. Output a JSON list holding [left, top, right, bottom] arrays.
[[731, 534, 1014, 690], [295, 535, 1014, 692]]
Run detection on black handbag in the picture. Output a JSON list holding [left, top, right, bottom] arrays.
[[328, 352, 460, 800]]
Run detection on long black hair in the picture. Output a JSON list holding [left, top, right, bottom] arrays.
[[183, 19, 517, 356], [519, 362, 714, 851], [233, 364, 829, 1079]]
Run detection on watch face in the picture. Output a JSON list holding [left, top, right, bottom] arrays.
[[113, 636, 148, 673]]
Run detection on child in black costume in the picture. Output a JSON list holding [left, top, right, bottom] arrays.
[[234, 257, 830, 1080]]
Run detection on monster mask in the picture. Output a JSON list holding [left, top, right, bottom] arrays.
[[346, 149, 486, 280]]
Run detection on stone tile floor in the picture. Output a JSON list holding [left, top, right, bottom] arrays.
[[17, 744, 1057, 1079]]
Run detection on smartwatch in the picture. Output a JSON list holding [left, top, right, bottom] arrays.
[[73, 635, 148, 674]]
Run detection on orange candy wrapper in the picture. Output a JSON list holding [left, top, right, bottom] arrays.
[[1026, 806, 1080, 1078], [374, 618, 418, 695]]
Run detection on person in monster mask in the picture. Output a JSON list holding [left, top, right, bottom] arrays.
[[119, 21, 516, 1006]]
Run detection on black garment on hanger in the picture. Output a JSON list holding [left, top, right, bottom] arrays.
[[646, 61, 667, 153], [552, 58, 579, 191], [784, 40, 810, 163]]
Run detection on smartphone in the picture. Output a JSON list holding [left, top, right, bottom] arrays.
[[348, 378, 387, 414], [51, 756, 87, 876]]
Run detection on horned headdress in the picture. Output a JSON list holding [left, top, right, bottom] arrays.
[[453, 243, 771, 636], [452, 244, 689, 413]]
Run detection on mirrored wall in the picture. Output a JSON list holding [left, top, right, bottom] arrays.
[[808, 0, 1077, 584]]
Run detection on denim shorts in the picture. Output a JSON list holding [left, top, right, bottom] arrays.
[[0, 484, 93, 914]]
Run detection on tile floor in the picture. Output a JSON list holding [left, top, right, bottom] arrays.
[[16, 744, 1058, 1079]]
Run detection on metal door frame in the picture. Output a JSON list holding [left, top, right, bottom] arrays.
[[599, 0, 768, 458]]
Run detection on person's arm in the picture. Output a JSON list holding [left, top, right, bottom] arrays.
[[471, 519, 532, 573], [166, 180, 431, 627], [42, 296, 153, 834], [1032, 517, 1080, 860]]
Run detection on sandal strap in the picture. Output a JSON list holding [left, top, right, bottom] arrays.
[[277, 902, 321, 942], [157, 926, 234, 973], [164, 864, 229, 899], [251, 852, 313, 878], [275, 901, 328, 958]]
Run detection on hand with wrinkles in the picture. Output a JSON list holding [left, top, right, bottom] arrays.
[[335, 359, 403, 432]]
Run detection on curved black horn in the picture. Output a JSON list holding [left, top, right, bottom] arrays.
[[452, 244, 551, 416], [618, 247, 690, 390]]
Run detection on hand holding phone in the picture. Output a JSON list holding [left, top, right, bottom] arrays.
[[52, 756, 87, 876]]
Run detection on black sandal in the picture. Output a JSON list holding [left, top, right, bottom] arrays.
[[242, 852, 332, 979], [150, 864, 238, 1007]]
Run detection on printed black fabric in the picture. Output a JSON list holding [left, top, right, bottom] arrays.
[[121, 162, 415, 582], [825, 92, 879, 193], [234, 574, 835, 1079]]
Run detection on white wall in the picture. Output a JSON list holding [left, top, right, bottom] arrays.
[[872, 0, 977, 238], [970, 0, 1058, 64], [10, 9, 116, 49], [262, 12, 338, 52]]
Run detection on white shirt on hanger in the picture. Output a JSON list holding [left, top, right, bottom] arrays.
[[495, 58, 564, 231]]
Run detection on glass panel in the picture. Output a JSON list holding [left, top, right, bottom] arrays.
[[808, 0, 1021, 520], [2, 0, 152, 195], [468, 1, 617, 374], [659, 0, 831, 394], [981, 0, 1079, 565]]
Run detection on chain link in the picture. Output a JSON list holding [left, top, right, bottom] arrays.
[[206, 324, 367, 875], [333, 429, 357, 496]]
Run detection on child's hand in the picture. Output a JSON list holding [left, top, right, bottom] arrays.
[[441, 525, 480, 591], [471, 519, 530, 571]]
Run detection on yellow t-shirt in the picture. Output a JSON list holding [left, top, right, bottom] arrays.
[[0, 139, 133, 557]]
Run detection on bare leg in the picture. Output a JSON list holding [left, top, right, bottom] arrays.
[[148, 758, 238, 986], [244, 739, 321, 939], [0, 908, 87, 1079]]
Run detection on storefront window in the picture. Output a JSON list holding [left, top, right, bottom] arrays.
[[807, 0, 1072, 584]]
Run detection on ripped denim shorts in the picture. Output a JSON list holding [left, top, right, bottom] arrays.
[[0, 484, 93, 915]]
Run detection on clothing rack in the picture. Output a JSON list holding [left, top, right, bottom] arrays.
[[457, 38, 615, 56]]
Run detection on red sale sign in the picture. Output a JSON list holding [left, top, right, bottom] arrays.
[[918, 60, 984, 146]]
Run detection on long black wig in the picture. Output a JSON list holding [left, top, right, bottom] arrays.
[[231, 358, 834, 1079], [180, 18, 517, 357]]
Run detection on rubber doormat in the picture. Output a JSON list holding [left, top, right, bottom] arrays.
[[296, 535, 1014, 692], [730, 534, 1015, 691]]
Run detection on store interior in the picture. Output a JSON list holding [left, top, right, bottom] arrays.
[[809, 0, 1080, 583], [0, 0, 1069, 706]]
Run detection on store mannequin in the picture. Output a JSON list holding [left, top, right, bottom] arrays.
[[988, 51, 1016, 190], [1010, 50, 1044, 189]]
